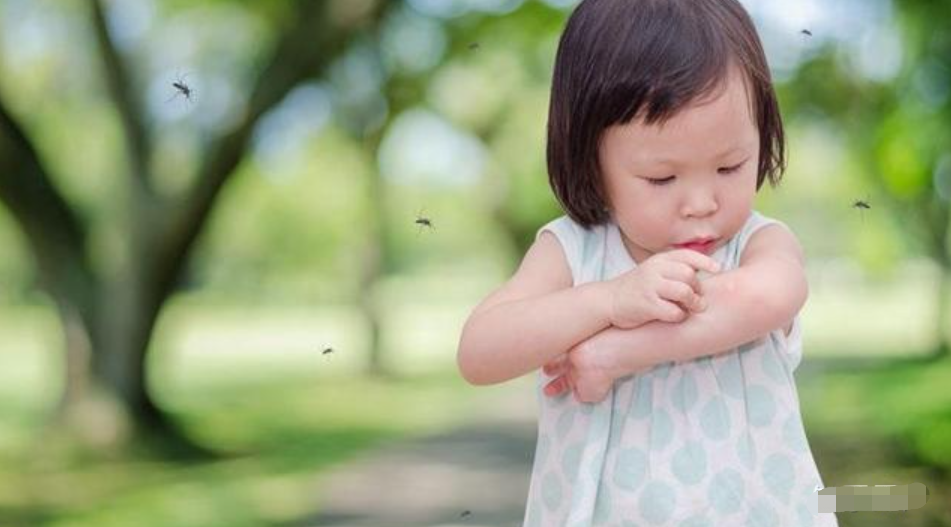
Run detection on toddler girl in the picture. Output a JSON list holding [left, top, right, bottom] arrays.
[[457, 0, 837, 525]]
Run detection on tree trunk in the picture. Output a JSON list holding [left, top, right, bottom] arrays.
[[923, 194, 950, 360], [359, 125, 391, 378], [87, 276, 213, 457], [359, 242, 387, 378], [934, 261, 950, 360], [53, 302, 93, 418]]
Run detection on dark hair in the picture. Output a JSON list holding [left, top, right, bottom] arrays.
[[546, 0, 786, 228]]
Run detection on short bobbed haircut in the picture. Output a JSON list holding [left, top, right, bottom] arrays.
[[547, 0, 787, 228]]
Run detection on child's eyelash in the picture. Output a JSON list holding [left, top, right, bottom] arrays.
[[646, 161, 747, 186], [647, 176, 676, 186], [718, 160, 747, 174]]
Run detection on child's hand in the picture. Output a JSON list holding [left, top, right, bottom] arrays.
[[542, 328, 646, 403], [542, 351, 611, 403], [607, 249, 720, 329]]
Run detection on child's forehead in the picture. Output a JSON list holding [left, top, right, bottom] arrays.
[[611, 69, 756, 145]]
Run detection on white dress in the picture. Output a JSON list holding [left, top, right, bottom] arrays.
[[522, 211, 839, 527]]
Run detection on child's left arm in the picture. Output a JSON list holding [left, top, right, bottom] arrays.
[[544, 224, 807, 401]]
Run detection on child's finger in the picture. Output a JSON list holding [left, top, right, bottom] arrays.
[[677, 284, 707, 313], [667, 249, 721, 274], [544, 376, 570, 397], [542, 354, 569, 376], [656, 277, 708, 314], [688, 270, 703, 295], [690, 294, 708, 312], [662, 261, 704, 294], [653, 298, 689, 323], [658, 281, 698, 310]]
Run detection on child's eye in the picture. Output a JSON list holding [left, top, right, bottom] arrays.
[[646, 176, 676, 186], [718, 160, 746, 174]]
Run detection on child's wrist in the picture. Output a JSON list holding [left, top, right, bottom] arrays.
[[589, 328, 631, 379], [580, 280, 616, 328]]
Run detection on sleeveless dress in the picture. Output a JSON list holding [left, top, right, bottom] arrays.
[[522, 211, 839, 527]]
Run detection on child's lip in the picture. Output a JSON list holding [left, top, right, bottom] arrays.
[[674, 238, 718, 253]]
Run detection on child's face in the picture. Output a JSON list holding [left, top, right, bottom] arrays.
[[599, 67, 760, 264]]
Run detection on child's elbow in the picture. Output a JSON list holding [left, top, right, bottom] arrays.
[[753, 264, 809, 329], [778, 264, 808, 317], [457, 350, 498, 387], [456, 320, 492, 386], [457, 350, 486, 386], [456, 341, 480, 386]]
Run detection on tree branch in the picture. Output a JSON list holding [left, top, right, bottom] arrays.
[[0, 99, 98, 315], [152, 0, 391, 295], [87, 0, 152, 195]]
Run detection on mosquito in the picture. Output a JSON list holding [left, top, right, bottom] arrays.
[[415, 208, 434, 236], [799, 29, 814, 48], [166, 71, 196, 104], [852, 195, 871, 223]]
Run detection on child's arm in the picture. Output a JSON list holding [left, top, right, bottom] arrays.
[[585, 224, 807, 378], [456, 231, 613, 386]]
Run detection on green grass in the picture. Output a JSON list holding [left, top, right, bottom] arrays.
[[0, 370, 505, 527]]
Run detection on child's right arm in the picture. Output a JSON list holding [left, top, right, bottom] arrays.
[[456, 232, 719, 386], [456, 231, 614, 386]]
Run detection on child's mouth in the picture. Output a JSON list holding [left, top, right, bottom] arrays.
[[674, 238, 718, 254]]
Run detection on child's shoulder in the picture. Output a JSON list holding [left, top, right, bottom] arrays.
[[535, 214, 613, 285], [535, 214, 609, 256], [746, 210, 789, 231], [536, 214, 589, 243], [738, 210, 805, 266], [536, 216, 582, 276], [737, 210, 799, 249]]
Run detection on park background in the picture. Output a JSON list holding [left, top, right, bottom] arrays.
[[0, 0, 949, 525]]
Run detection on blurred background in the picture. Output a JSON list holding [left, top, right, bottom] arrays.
[[0, 0, 948, 525]]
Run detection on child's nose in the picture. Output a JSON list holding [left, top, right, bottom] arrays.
[[681, 189, 718, 218]]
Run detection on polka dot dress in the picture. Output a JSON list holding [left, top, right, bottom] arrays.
[[522, 211, 838, 527]]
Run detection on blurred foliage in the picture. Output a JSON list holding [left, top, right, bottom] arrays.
[[0, 0, 946, 300]]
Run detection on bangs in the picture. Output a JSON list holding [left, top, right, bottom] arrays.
[[597, 4, 734, 127]]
